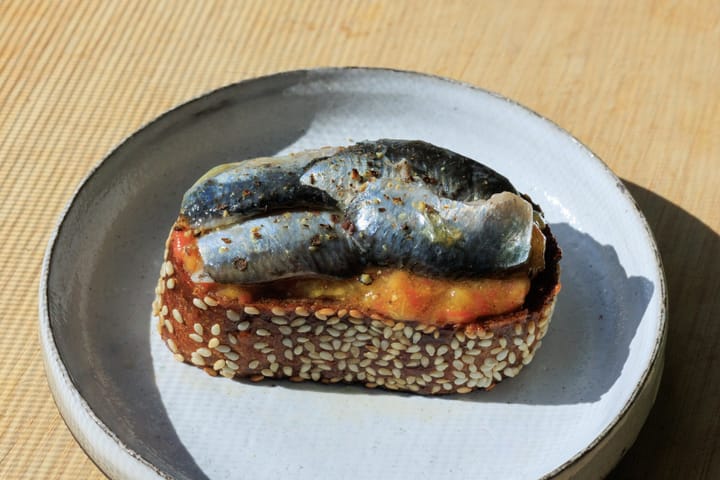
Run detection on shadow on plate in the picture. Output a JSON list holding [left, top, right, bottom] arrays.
[[609, 182, 720, 478]]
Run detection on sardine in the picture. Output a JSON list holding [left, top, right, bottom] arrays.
[[300, 139, 517, 206], [196, 211, 359, 283], [181, 147, 340, 230], [345, 179, 533, 277], [184, 140, 537, 283]]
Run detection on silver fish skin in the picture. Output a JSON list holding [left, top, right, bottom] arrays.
[[300, 139, 517, 207], [196, 211, 359, 283], [181, 147, 340, 230], [345, 179, 533, 277]]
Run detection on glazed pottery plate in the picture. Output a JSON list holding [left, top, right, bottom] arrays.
[[40, 68, 666, 479]]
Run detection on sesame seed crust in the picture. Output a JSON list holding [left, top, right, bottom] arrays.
[[155, 225, 561, 395]]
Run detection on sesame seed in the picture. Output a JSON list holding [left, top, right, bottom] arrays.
[[425, 344, 436, 356], [161, 305, 169, 316], [457, 387, 472, 394], [253, 342, 268, 350], [297, 324, 312, 333], [164, 261, 174, 276], [314, 312, 328, 321], [237, 321, 250, 331], [210, 324, 221, 336], [267, 354, 277, 363], [283, 366, 293, 377], [479, 339, 493, 348], [193, 323, 203, 335], [166, 278, 176, 289], [164, 319, 174, 334], [203, 296, 218, 307], [319, 351, 333, 361], [261, 369, 273, 377], [249, 360, 260, 369], [256, 329, 271, 336], [227, 334, 238, 345], [173, 353, 184, 362], [244, 306, 260, 315], [311, 372, 321, 381], [326, 316, 340, 326], [421, 357, 430, 368], [450, 339, 460, 350], [167, 339, 178, 353], [383, 327, 393, 339], [214, 344, 229, 353], [452, 360, 464, 370], [527, 334, 536, 345], [220, 368, 235, 378], [284, 350, 294, 360], [499, 337, 508, 348], [189, 333, 203, 343], [278, 326, 292, 335], [193, 298, 208, 310], [226, 310, 241, 321], [412, 332, 422, 344], [213, 359, 226, 370], [226, 360, 239, 370], [191, 354, 205, 366], [197, 348, 212, 357], [172, 309, 183, 324], [497, 350, 508, 361], [295, 306, 310, 317], [349, 309, 363, 319], [225, 352, 239, 361], [504, 367, 517, 377], [271, 316, 288, 326], [437, 345, 449, 356], [290, 318, 306, 327], [338, 309, 348, 318], [271, 307, 287, 317]]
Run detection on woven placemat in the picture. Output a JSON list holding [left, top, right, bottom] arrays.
[[1, 1, 719, 478]]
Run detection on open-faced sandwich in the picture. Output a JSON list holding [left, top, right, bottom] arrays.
[[152, 139, 561, 394]]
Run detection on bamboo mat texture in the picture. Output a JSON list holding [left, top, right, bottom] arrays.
[[1, 1, 719, 478]]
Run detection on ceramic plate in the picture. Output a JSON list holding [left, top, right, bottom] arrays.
[[40, 68, 666, 479]]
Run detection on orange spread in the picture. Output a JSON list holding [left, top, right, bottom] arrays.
[[171, 229, 531, 326]]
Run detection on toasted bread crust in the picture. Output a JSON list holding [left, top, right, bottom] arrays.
[[153, 224, 560, 395]]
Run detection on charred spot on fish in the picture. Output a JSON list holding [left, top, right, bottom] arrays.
[[251, 226, 262, 239], [422, 175, 439, 186], [342, 219, 356, 234], [242, 189, 252, 198], [309, 234, 322, 247], [233, 257, 248, 271], [378, 207, 387, 212], [350, 168, 362, 181], [221, 237, 232, 244], [308, 173, 316, 185]]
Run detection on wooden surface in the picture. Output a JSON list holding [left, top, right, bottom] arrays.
[[1, 1, 718, 478]]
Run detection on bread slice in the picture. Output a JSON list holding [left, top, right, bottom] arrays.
[[152, 222, 560, 395]]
